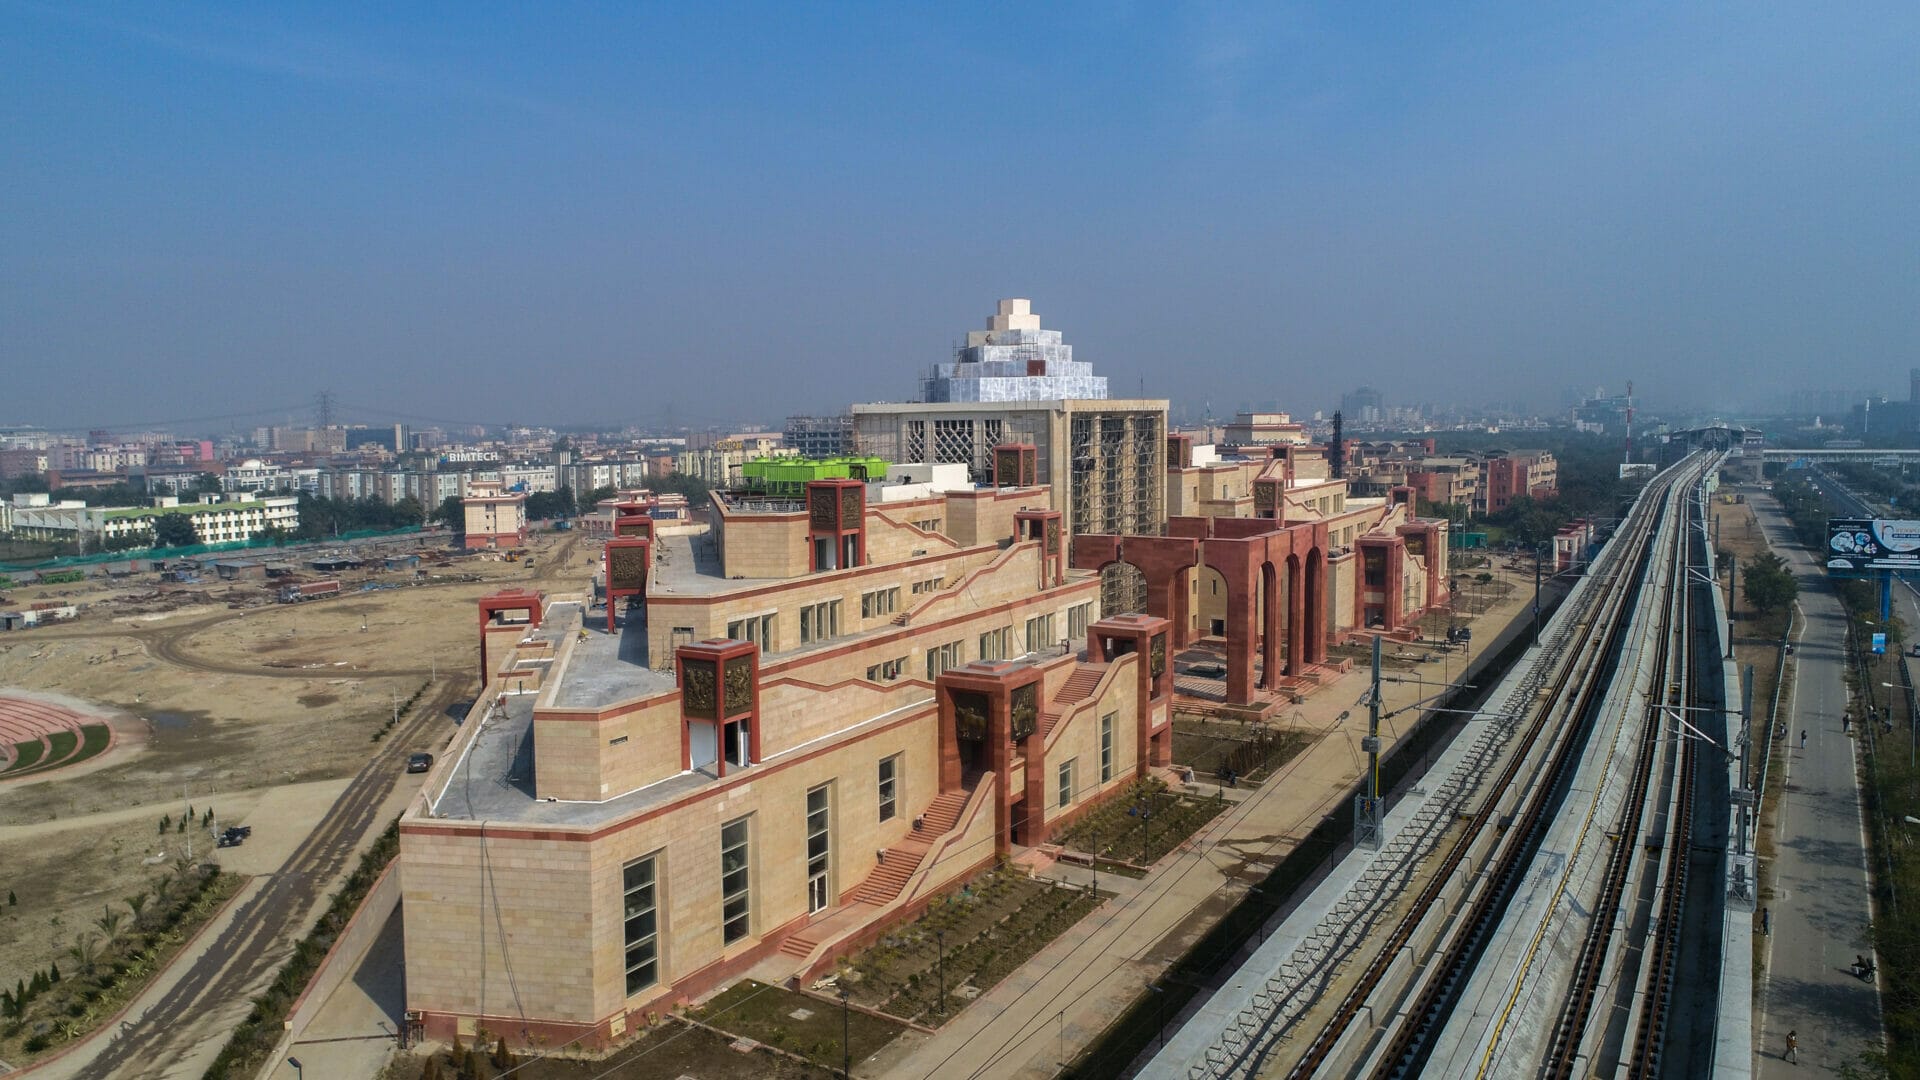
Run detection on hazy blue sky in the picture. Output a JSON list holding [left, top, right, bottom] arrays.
[[3, 3, 1916, 432]]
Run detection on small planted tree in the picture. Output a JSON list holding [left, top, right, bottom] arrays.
[[65, 933, 99, 978]]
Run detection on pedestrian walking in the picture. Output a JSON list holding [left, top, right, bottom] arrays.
[[1801, 729, 1808, 750], [1844, 714, 1851, 733], [1762, 907, 1771, 935], [1785, 1029, 1798, 1062]]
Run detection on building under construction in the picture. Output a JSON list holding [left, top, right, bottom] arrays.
[[852, 299, 1166, 613]]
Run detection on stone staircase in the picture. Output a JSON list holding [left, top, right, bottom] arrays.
[[1039, 664, 1108, 739], [849, 787, 973, 906], [778, 927, 821, 958]]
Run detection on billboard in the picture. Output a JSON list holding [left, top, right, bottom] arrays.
[[1826, 517, 1920, 573]]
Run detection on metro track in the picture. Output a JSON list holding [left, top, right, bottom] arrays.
[[1166, 452, 1724, 1080]]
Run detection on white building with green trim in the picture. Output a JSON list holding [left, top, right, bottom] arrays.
[[7, 494, 298, 546]]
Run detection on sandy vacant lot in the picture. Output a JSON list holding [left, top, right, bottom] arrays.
[[0, 529, 589, 990]]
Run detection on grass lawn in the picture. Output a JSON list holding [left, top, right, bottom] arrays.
[[4, 739, 44, 773], [1172, 720, 1313, 785], [0, 725, 108, 778], [692, 980, 906, 1070], [1054, 778, 1229, 866], [69, 724, 110, 766], [42, 729, 76, 764], [837, 868, 1103, 1025]]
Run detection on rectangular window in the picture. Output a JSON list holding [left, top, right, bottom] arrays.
[[1024, 613, 1056, 654], [861, 587, 899, 620], [720, 817, 751, 944], [926, 640, 962, 680], [878, 756, 899, 822], [1067, 602, 1093, 641], [726, 613, 775, 652], [799, 600, 842, 645], [865, 657, 907, 682], [622, 856, 659, 994], [1100, 713, 1115, 783], [978, 627, 1012, 662], [806, 786, 832, 914], [1058, 758, 1075, 807]]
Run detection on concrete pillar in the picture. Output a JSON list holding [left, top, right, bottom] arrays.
[[1305, 551, 1327, 664], [1286, 556, 1305, 676], [1260, 562, 1284, 689], [1385, 542, 1405, 632], [1224, 566, 1257, 706]]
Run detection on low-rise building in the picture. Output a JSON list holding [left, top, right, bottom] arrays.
[[7, 494, 300, 547], [1219, 412, 1310, 450], [1480, 450, 1559, 514], [462, 479, 528, 550], [401, 473, 1163, 1050], [94, 495, 299, 546], [222, 458, 289, 494]]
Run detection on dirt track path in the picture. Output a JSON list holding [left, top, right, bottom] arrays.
[[68, 676, 467, 1080], [19, 597, 444, 680]]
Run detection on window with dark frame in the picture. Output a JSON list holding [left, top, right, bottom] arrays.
[[878, 755, 899, 822], [720, 817, 751, 944], [622, 856, 659, 994]]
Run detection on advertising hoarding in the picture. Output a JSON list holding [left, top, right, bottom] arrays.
[[1826, 518, 1920, 573]]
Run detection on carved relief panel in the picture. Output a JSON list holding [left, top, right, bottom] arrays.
[[723, 656, 754, 716], [808, 486, 838, 530], [608, 545, 649, 591], [953, 690, 990, 742], [1010, 683, 1038, 741], [682, 659, 718, 719]]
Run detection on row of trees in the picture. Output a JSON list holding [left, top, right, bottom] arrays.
[[290, 492, 429, 540]]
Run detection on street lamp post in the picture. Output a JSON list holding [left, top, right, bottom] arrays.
[[1882, 678, 1916, 773], [840, 988, 852, 1079], [936, 928, 946, 1017]]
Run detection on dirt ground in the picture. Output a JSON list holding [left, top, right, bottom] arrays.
[[0, 530, 585, 994]]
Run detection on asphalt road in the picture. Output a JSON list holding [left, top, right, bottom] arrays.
[[1751, 493, 1884, 1077], [49, 676, 465, 1079]]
